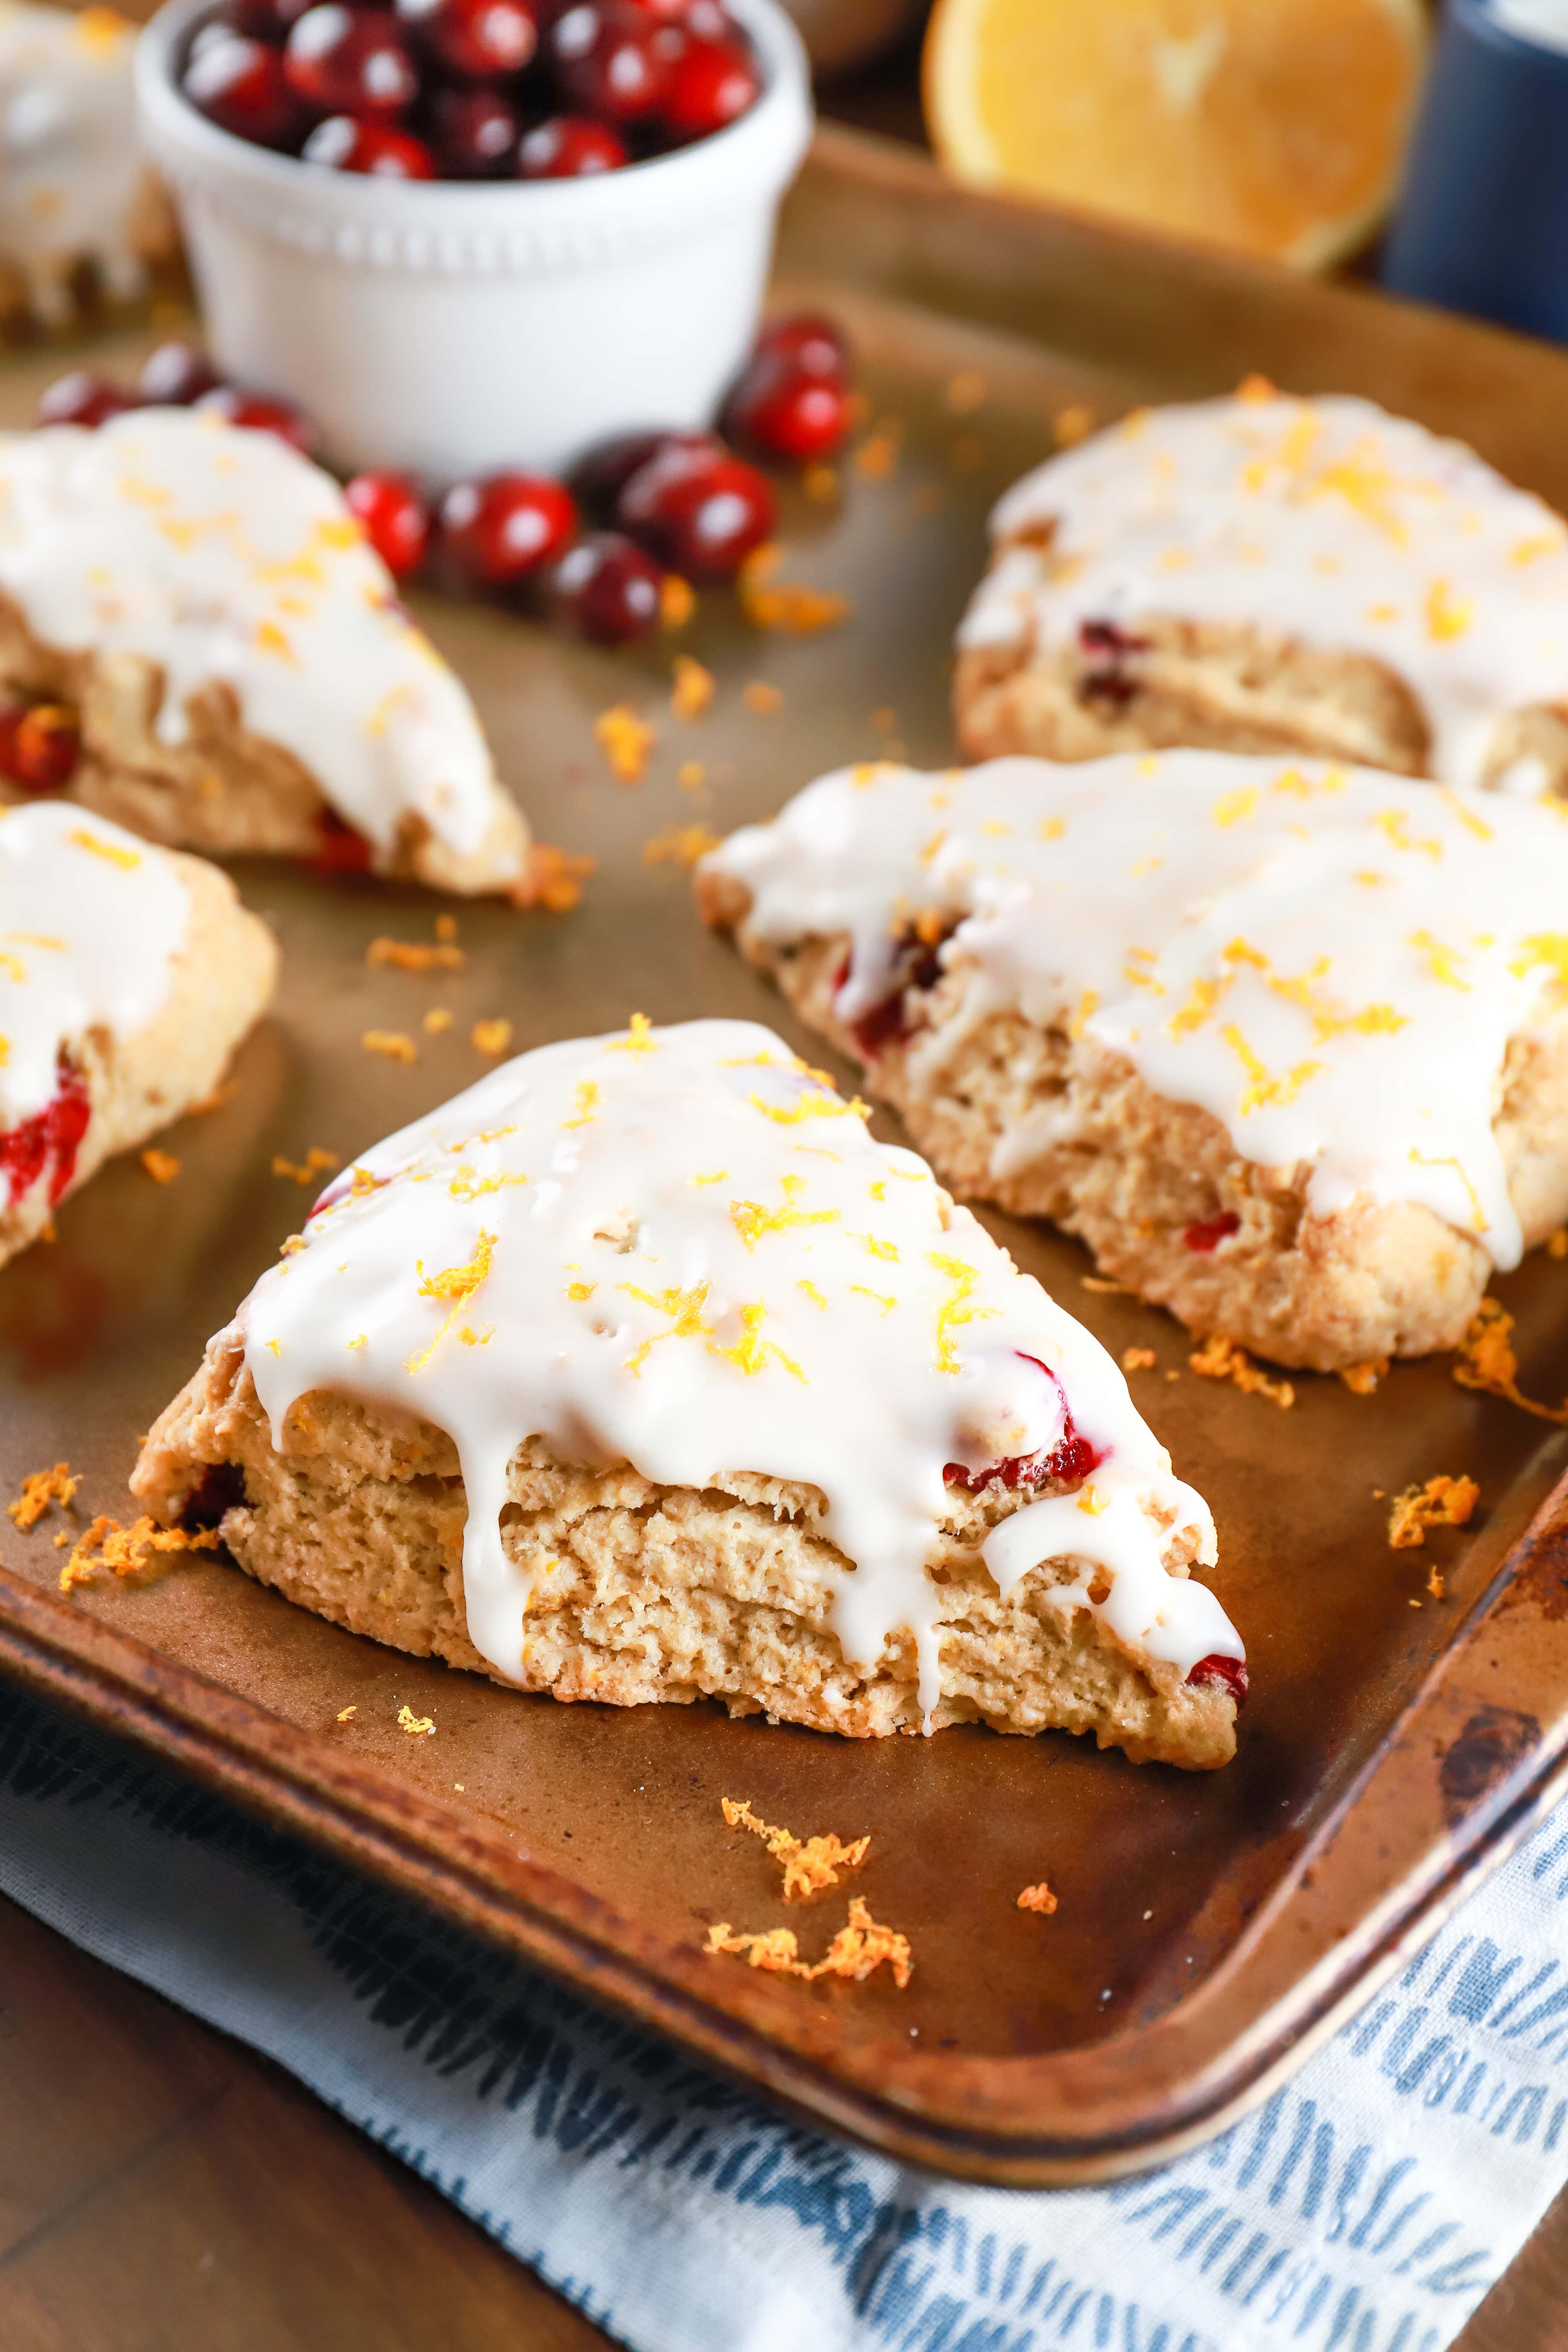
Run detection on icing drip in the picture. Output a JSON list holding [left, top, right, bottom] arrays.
[[0, 409, 515, 868], [0, 3, 146, 326], [702, 751, 1568, 1271], [958, 392, 1568, 790], [238, 1018, 1237, 1720], [0, 798, 190, 1127]]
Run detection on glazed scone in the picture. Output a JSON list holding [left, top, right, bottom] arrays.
[[697, 752, 1568, 1372], [955, 389, 1568, 796], [132, 1017, 1245, 1767], [0, 798, 277, 1267], [0, 408, 530, 894]]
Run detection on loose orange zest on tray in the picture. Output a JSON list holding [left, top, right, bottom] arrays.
[[8, 1461, 77, 1529], [397, 1705, 435, 1736], [670, 654, 715, 719], [738, 546, 851, 637], [366, 934, 466, 973], [471, 1018, 513, 1056], [60, 1515, 219, 1593], [511, 841, 595, 914], [705, 1897, 913, 1988], [140, 1148, 180, 1184], [361, 1029, 418, 1064], [1453, 1299, 1568, 1423], [1339, 1358, 1389, 1395], [1121, 1346, 1155, 1373], [1017, 1881, 1058, 1914], [273, 1146, 340, 1185], [1388, 1475, 1478, 1551], [595, 702, 654, 784], [1189, 1331, 1295, 1409], [644, 824, 721, 871], [721, 1795, 870, 1899]]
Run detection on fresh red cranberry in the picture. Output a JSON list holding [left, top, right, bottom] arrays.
[[1078, 617, 1150, 708], [516, 113, 628, 175], [36, 371, 132, 429], [284, 6, 418, 118], [1183, 1210, 1241, 1254], [0, 1060, 91, 1209], [550, 530, 663, 645], [618, 441, 775, 579], [573, 427, 715, 518], [303, 113, 436, 174], [428, 84, 520, 177], [138, 343, 225, 407], [396, 0, 537, 76], [345, 471, 431, 575], [725, 349, 849, 462], [313, 812, 373, 875], [0, 704, 81, 793], [226, 0, 316, 39], [440, 472, 577, 586], [182, 30, 304, 146], [1187, 1654, 1249, 1707], [195, 384, 318, 456], [660, 33, 757, 139], [756, 311, 850, 380], [550, 0, 673, 119]]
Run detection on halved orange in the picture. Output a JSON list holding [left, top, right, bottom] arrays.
[[923, 0, 1427, 270]]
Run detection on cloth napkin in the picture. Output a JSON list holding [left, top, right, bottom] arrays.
[[1, 1683, 1564, 2352]]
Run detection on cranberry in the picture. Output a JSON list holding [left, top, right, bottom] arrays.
[[36, 371, 132, 429], [396, 0, 537, 77], [284, 6, 418, 118], [0, 704, 81, 793], [196, 384, 318, 456], [618, 441, 775, 580], [756, 311, 850, 380], [1183, 1210, 1241, 1253], [660, 33, 757, 139], [516, 113, 628, 176], [1188, 1654, 1249, 1707], [842, 923, 953, 1058], [550, 0, 673, 120], [439, 472, 577, 587], [725, 349, 849, 462], [550, 530, 662, 645], [303, 114, 436, 174], [943, 1354, 1103, 1494], [1077, 617, 1150, 709], [313, 812, 373, 875], [138, 343, 225, 407], [573, 427, 714, 518], [178, 1461, 248, 1534], [345, 471, 431, 575], [0, 1060, 91, 1209], [226, 0, 315, 38], [182, 30, 303, 146], [428, 84, 520, 177]]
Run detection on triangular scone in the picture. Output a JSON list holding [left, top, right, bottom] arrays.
[[0, 799, 277, 1268], [697, 751, 1568, 1373], [132, 1018, 1245, 1768], [955, 390, 1568, 796], [0, 409, 530, 895]]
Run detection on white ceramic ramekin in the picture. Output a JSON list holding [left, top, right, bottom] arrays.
[[135, 0, 812, 478]]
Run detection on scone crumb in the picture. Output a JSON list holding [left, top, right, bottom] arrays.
[[670, 655, 715, 719], [594, 702, 655, 784], [424, 1007, 454, 1035], [1017, 1881, 1058, 1914], [721, 1795, 870, 1899], [367, 935, 466, 974], [1388, 1475, 1479, 1551], [361, 1029, 418, 1064], [8, 1461, 78, 1529], [1453, 1299, 1568, 1423], [645, 823, 721, 870], [336, 1705, 357, 1722], [397, 1705, 435, 1736], [1190, 1332, 1295, 1409], [273, 1147, 340, 1185], [141, 1148, 180, 1184], [1121, 1347, 1156, 1373], [60, 1515, 219, 1594], [510, 842, 596, 913], [705, 1895, 912, 1988], [471, 1018, 513, 1056], [1339, 1358, 1389, 1396]]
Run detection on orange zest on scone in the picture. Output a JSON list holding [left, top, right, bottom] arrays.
[[131, 1018, 1245, 1768], [0, 799, 275, 1269], [697, 752, 1568, 1373]]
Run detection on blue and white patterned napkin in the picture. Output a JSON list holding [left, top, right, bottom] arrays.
[[1, 1685, 1564, 2352]]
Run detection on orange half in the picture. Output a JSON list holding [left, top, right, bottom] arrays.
[[923, 0, 1427, 270]]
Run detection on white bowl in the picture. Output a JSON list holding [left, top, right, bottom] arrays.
[[135, 0, 813, 479]]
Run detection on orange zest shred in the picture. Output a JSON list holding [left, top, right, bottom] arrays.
[[471, 1018, 513, 1056], [141, 1148, 180, 1184], [1389, 1474, 1478, 1552], [659, 573, 695, 631], [1189, 1331, 1295, 1409], [187, 1079, 240, 1116], [397, 1704, 435, 1736], [743, 680, 783, 714], [644, 823, 721, 870], [407, 1230, 496, 1372], [366, 935, 466, 974], [424, 1007, 454, 1035], [336, 1705, 357, 1722], [1121, 1346, 1155, 1373], [60, 1515, 219, 1594], [1453, 1298, 1568, 1423], [594, 702, 655, 784], [1017, 1881, 1058, 1915], [721, 1795, 869, 1899], [273, 1145, 340, 1186], [670, 654, 715, 719], [1339, 1358, 1389, 1396], [738, 545, 851, 636], [1548, 1227, 1568, 1259], [8, 1461, 77, 1530], [510, 841, 595, 913], [361, 1029, 417, 1064], [1053, 403, 1096, 447], [704, 1896, 912, 1988]]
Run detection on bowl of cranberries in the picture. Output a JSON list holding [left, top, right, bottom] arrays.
[[134, 0, 810, 478]]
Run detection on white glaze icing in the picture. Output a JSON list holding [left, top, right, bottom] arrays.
[[703, 750, 1568, 1270], [237, 1017, 1237, 1720], [959, 392, 1568, 789], [0, 408, 517, 868], [0, 2, 145, 326], [0, 795, 189, 1123]]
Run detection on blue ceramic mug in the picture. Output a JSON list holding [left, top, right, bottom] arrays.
[[1383, 0, 1568, 342]]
